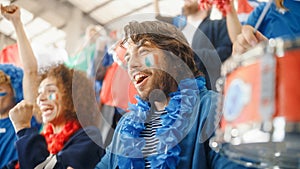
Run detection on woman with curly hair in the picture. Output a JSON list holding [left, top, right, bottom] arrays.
[[1, 4, 104, 169], [95, 20, 248, 169]]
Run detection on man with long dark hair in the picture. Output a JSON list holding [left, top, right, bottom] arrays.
[[95, 20, 247, 169]]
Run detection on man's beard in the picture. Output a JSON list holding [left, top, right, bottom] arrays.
[[183, 2, 199, 16], [140, 70, 177, 103]]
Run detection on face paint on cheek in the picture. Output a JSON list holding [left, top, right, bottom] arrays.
[[145, 54, 155, 67], [153, 54, 159, 65], [48, 93, 57, 101], [0, 92, 7, 97]]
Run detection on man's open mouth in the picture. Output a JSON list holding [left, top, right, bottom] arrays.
[[134, 73, 149, 85]]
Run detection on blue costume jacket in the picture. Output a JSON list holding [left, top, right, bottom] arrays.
[[95, 78, 248, 169]]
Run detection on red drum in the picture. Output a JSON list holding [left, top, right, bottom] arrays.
[[210, 38, 300, 169]]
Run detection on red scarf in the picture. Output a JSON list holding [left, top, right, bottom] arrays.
[[15, 121, 81, 169], [42, 120, 82, 154]]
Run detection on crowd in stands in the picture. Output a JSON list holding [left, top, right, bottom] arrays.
[[0, 0, 299, 168]]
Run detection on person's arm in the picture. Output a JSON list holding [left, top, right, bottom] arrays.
[[226, 1, 242, 43], [154, 0, 160, 17], [1, 4, 39, 103], [15, 126, 104, 169], [1, 4, 42, 124], [153, 0, 174, 24]]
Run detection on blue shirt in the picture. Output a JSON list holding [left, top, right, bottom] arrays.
[[247, 0, 300, 39], [173, 15, 187, 30], [0, 118, 17, 169], [0, 117, 41, 168]]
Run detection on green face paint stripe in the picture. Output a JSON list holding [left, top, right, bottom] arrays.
[[145, 54, 155, 67], [48, 93, 56, 100], [145, 57, 152, 67]]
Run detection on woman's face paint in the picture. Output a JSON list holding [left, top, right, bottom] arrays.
[[0, 92, 8, 97], [48, 93, 57, 101], [0, 83, 15, 115]]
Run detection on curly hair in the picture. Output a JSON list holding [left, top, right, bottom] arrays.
[[40, 64, 100, 127], [0, 64, 24, 103], [121, 20, 202, 79]]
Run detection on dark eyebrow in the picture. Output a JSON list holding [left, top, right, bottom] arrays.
[[138, 40, 154, 49]]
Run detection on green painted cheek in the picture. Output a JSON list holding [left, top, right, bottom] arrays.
[[48, 93, 57, 100], [145, 57, 152, 67], [145, 54, 155, 67]]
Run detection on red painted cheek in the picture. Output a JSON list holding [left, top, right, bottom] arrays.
[[144, 54, 160, 67], [153, 54, 159, 65]]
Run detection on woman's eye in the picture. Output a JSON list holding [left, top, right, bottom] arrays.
[[48, 90, 57, 94]]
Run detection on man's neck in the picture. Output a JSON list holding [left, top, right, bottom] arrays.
[[153, 100, 168, 111], [187, 10, 208, 22]]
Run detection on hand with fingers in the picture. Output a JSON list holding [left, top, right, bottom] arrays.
[[9, 100, 34, 133], [232, 25, 267, 56], [0, 4, 21, 23]]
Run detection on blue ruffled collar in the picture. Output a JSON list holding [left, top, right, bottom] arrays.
[[118, 76, 206, 169]]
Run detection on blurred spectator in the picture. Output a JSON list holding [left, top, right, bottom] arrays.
[[65, 25, 108, 74], [155, 0, 232, 91], [0, 64, 41, 169], [231, 0, 300, 55]]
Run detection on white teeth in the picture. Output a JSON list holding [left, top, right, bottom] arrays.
[[134, 74, 146, 81], [40, 105, 53, 111]]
